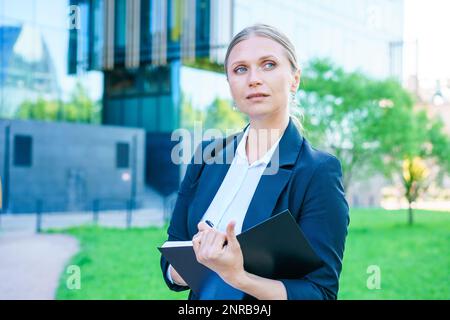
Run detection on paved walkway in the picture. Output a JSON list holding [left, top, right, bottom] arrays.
[[0, 208, 166, 300], [0, 233, 79, 300], [0, 186, 170, 299]]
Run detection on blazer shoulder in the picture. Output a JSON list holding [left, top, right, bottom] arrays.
[[299, 138, 342, 172]]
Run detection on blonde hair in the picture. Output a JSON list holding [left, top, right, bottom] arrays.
[[224, 24, 304, 132]]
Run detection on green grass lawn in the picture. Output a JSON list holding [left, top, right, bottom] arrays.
[[54, 208, 450, 300]]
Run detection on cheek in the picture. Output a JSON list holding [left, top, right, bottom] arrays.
[[264, 68, 286, 87], [269, 76, 290, 102], [228, 79, 244, 100]]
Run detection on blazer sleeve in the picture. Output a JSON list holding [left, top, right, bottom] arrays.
[[279, 156, 350, 300], [159, 142, 207, 292]]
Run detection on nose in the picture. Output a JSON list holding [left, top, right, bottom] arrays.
[[247, 68, 262, 88]]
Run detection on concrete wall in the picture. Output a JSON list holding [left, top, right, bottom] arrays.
[[0, 119, 145, 213]]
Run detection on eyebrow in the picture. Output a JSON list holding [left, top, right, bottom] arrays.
[[230, 55, 278, 68]]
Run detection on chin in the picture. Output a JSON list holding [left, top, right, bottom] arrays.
[[244, 111, 274, 122], [242, 106, 276, 120]]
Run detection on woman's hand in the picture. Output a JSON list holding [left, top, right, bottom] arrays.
[[192, 221, 247, 287], [192, 220, 288, 299], [169, 265, 188, 286]]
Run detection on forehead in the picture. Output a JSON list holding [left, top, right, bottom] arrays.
[[228, 35, 288, 64]]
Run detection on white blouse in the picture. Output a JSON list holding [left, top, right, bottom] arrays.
[[199, 126, 282, 234]]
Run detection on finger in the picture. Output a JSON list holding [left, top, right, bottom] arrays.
[[203, 231, 227, 261], [196, 230, 215, 262], [197, 221, 212, 232], [210, 232, 227, 253], [226, 221, 239, 247], [192, 232, 203, 253], [200, 229, 215, 251], [192, 231, 204, 242]]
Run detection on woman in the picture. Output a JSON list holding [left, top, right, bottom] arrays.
[[160, 24, 349, 300]]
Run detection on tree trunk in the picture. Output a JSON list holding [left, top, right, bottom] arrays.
[[408, 202, 414, 225]]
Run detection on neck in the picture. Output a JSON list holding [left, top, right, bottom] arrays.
[[248, 109, 289, 132], [245, 111, 289, 164]]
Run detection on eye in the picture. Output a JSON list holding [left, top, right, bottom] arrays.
[[263, 61, 276, 70], [234, 66, 247, 74]]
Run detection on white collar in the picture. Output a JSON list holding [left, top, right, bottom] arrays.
[[235, 125, 283, 167]]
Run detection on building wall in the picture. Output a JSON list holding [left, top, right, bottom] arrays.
[[234, 0, 404, 80], [0, 119, 145, 213]]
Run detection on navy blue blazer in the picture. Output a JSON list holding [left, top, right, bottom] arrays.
[[160, 119, 349, 300]]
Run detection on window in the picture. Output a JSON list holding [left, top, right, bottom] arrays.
[[114, 0, 126, 64], [116, 142, 130, 168], [106, 69, 139, 96], [140, 0, 152, 63], [14, 135, 32, 167], [196, 0, 210, 57]]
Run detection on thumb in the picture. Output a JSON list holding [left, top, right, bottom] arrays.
[[226, 221, 239, 246]]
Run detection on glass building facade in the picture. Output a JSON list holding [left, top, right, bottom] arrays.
[[0, 25, 60, 118], [67, 0, 233, 132], [65, 0, 235, 194], [0, 0, 104, 119]]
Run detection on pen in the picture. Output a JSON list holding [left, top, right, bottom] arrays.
[[204, 220, 228, 246]]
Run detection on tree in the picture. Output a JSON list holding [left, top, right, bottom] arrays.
[[381, 106, 450, 224], [402, 156, 429, 225], [16, 97, 60, 121], [299, 58, 414, 191], [299, 59, 450, 224], [427, 118, 450, 176], [204, 97, 247, 132], [64, 82, 101, 123], [15, 82, 101, 124], [180, 93, 205, 130]]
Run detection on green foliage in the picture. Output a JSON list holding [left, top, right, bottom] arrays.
[[15, 82, 101, 124], [64, 82, 102, 123], [180, 94, 205, 130], [15, 97, 62, 121], [300, 59, 416, 189], [427, 118, 450, 174], [181, 95, 247, 133], [183, 57, 225, 74], [374, 96, 450, 225], [54, 209, 450, 300], [299, 58, 450, 205], [204, 97, 247, 132]]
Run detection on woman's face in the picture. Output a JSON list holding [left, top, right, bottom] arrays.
[[226, 35, 300, 121]]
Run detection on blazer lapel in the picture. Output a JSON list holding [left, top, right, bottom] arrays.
[[242, 119, 304, 231], [241, 168, 292, 232]]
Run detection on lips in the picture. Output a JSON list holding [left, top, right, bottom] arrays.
[[246, 93, 270, 99]]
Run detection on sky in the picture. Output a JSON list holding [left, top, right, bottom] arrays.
[[403, 0, 450, 84]]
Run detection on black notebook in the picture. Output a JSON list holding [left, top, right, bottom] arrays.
[[158, 210, 324, 296]]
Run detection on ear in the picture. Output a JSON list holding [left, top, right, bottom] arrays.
[[291, 68, 301, 92]]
